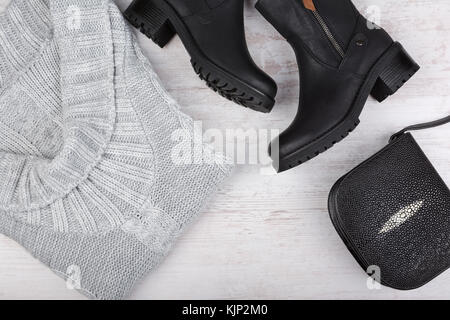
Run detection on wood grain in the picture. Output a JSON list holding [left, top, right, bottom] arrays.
[[0, 0, 449, 300]]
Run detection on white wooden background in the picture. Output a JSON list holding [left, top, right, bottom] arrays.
[[0, 0, 449, 300]]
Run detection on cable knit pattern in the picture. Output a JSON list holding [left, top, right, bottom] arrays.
[[0, 0, 232, 299]]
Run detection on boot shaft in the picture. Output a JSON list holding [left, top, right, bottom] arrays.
[[167, 0, 235, 17], [256, 0, 392, 70], [256, 0, 359, 44], [306, 0, 360, 51]]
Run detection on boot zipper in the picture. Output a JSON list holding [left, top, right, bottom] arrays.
[[303, 0, 345, 58]]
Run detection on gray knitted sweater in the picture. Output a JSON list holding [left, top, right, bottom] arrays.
[[0, 0, 232, 299]]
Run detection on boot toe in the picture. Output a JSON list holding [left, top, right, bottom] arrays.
[[270, 129, 314, 161], [248, 69, 278, 100]]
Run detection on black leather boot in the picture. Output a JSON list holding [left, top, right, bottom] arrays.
[[256, 0, 420, 172], [125, 0, 278, 113]]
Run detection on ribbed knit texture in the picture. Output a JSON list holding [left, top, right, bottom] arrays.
[[0, 0, 232, 299]]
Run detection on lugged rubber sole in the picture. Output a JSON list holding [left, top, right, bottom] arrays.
[[273, 118, 361, 173], [125, 0, 275, 113], [191, 61, 270, 111], [273, 42, 420, 173]]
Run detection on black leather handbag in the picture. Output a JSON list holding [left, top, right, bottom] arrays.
[[329, 115, 450, 290]]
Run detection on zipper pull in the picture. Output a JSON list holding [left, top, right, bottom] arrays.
[[303, 0, 316, 11]]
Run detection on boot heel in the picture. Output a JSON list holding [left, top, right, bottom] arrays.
[[371, 43, 420, 103], [124, 0, 176, 48]]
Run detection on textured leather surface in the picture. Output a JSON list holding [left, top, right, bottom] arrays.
[[330, 133, 450, 290], [314, 0, 358, 51], [166, 0, 226, 17], [166, 0, 277, 98], [257, 0, 393, 161]]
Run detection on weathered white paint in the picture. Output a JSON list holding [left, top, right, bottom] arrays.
[[0, 0, 449, 300]]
